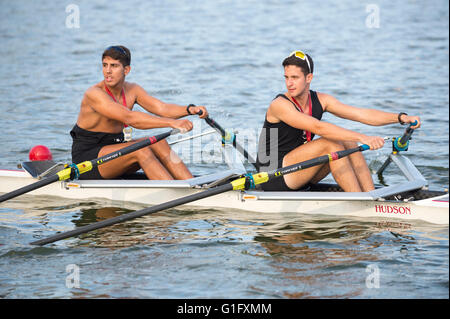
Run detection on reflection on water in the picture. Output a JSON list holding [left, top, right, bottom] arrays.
[[19, 204, 444, 299], [249, 218, 410, 298], [72, 206, 187, 248], [0, 198, 448, 298]]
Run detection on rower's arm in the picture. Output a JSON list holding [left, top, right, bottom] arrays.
[[134, 85, 205, 119], [272, 98, 366, 143], [273, 99, 385, 149], [320, 93, 421, 128], [84, 87, 185, 130]]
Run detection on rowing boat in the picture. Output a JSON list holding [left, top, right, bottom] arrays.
[[0, 142, 448, 225]]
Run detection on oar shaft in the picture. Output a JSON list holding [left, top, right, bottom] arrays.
[[0, 129, 179, 204], [394, 121, 418, 152], [0, 174, 59, 203], [92, 129, 178, 169], [168, 130, 215, 146], [204, 116, 257, 168], [398, 125, 415, 146], [31, 183, 233, 246], [269, 145, 368, 179]]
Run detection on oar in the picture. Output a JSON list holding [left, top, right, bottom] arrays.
[[393, 121, 418, 153], [30, 143, 371, 246], [0, 129, 179, 204], [376, 121, 418, 175], [190, 107, 257, 169], [205, 116, 257, 168], [168, 129, 216, 146]]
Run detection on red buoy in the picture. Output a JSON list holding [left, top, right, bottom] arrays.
[[29, 145, 53, 161]]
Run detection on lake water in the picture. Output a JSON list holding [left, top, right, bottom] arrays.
[[0, 0, 448, 301]]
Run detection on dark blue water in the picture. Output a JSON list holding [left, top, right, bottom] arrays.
[[0, 0, 448, 299]]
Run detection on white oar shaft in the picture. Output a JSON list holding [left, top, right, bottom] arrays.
[[168, 130, 216, 145]]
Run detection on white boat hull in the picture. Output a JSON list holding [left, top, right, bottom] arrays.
[[0, 168, 448, 225]]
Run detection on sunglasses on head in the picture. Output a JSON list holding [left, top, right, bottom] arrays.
[[106, 46, 127, 57], [288, 50, 311, 74]]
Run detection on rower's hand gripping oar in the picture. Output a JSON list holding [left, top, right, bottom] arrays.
[[30, 143, 371, 246], [190, 107, 258, 169], [0, 129, 180, 204]]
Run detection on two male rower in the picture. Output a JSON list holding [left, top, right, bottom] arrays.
[[256, 50, 421, 192], [70, 45, 207, 180]]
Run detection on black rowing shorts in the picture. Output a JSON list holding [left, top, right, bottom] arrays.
[[70, 124, 124, 179]]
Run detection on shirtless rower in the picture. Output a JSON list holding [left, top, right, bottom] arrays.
[[70, 45, 207, 180], [256, 50, 421, 192]]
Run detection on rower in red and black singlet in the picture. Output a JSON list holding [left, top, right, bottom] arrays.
[[256, 90, 324, 191], [70, 84, 130, 180]]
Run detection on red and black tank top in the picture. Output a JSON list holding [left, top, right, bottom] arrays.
[[256, 90, 324, 170]]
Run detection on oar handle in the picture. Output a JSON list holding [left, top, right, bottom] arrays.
[[394, 120, 418, 152]]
